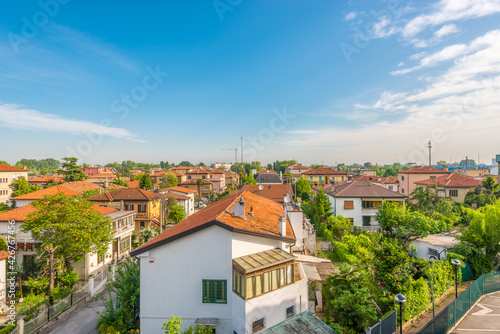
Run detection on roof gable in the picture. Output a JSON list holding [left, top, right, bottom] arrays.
[[328, 181, 407, 198]]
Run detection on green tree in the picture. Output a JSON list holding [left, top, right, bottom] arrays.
[[196, 178, 204, 200], [383, 166, 397, 177], [325, 216, 353, 241], [162, 316, 213, 334], [436, 160, 448, 167], [314, 188, 332, 223], [97, 257, 140, 333], [0, 202, 10, 212], [459, 159, 477, 167], [0, 161, 10, 165], [241, 174, 257, 185], [464, 175, 499, 208], [162, 173, 178, 188], [113, 178, 128, 187], [169, 204, 186, 224], [295, 178, 311, 201], [9, 176, 40, 198], [59, 157, 87, 181], [310, 164, 323, 170], [0, 236, 8, 251], [139, 173, 153, 190], [23, 193, 113, 292], [179, 161, 193, 167]]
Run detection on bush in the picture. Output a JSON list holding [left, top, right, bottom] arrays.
[[18, 292, 47, 315], [56, 270, 79, 289], [0, 324, 16, 334]]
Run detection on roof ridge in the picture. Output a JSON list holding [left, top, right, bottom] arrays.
[[215, 191, 244, 221], [335, 181, 356, 196]]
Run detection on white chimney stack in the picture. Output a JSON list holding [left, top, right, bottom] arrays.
[[279, 216, 286, 236]]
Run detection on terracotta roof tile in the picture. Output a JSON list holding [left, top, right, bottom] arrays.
[[303, 167, 347, 176], [256, 169, 277, 174], [28, 175, 64, 183], [131, 191, 295, 256], [127, 180, 141, 188], [179, 180, 212, 186], [166, 186, 197, 194], [0, 164, 29, 172], [0, 251, 10, 261], [10, 186, 81, 200], [87, 188, 157, 202], [245, 184, 293, 203], [0, 203, 115, 221], [415, 173, 481, 188], [399, 166, 451, 174], [58, 181, 104, 194], [327, 180, 407, 198]]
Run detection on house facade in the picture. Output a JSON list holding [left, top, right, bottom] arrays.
[[0, 165, 30, 204], [397, 166, 451, 196], [161, 186, 197, 216], [179, 179, 213, 198], [285, 165, 309, 183], [130, 191, 309, 334], [87, 188, 161, 232], [326, 180, 407, 228], [301, 167, 347, 186], [414, 173, 481, 203]]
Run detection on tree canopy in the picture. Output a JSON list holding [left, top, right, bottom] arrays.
[[161, 173, 177, 189], [139, 173, 153, 190], [23, 193, 113, 291], [9, 176, 40, 198], [59, 157, 87, 181]]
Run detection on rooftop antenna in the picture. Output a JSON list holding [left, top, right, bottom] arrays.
[[428, 140, 432, 166], [241, 137, 244, 171], [222, 147, 238, 200]]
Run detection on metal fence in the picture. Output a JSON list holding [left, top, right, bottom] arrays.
[[367, 308, 397, 334], [417, 271, 500, 334], [21, 282, 91, 334]]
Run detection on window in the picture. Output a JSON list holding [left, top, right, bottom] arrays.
[[309, 177, 313, 181], [140, 221, 145, 228], [362, 216, 371, 226], [402, 188, 404, 194], [252, 318, 265, 333], [202, 280, 227, 304], [319, 176, 322, 183], [233, 263, 294, 300], [119, 237, 131, 254], [344, 200, 354, 209], [125, 204, 134, 211], [188, 175, 192, 179], [286, 305, 295, 318], [138, 204, 146, 213], [449, 189, 458, 197], [401, 176, 405, 181]]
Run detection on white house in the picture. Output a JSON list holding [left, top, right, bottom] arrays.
[[325, 180, 407, 229], [130, 191, 310, 334], [161, 186, 196, 216]]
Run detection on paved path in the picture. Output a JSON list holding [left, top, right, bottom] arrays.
[[41, 289, 108, 334], [451, 291, 500, 334]]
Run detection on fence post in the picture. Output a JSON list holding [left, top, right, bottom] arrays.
[[482, 275, 485, 295], [378, 319, 382, 334], [47, 305, 50, 322], [71, 292, 73, 306], [89, 277, 95, 297], [469, 285, 471, 309], [17, 315, 25, 334]]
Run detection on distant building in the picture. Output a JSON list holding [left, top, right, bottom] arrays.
[[0, 165, 30, 204], [325, 180, 407, 229], [414, 173, 481, 203], [301, 167, 347, 186], [397, 166, 451, 196]]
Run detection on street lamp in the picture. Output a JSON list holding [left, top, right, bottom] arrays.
[[452, 259, 461, 298], [429, 259, 436, 334], [395, 294, 407, 334]]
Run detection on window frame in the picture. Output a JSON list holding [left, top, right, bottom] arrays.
[[202, 279, 227, 304]]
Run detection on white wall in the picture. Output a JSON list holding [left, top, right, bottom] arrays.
[[287, 211, 304, 249], [242, 264, 309, 334], [232, 233, 286, 259], [139, 225, 234, 334], [0, 259, 6, 308], [12, 199, 32, 208], [333, 198, 363, 226], [411, 240, 448, 260]]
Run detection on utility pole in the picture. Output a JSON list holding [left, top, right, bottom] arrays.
[[241, 136, 244, 171], [428, 140, 432, 166]]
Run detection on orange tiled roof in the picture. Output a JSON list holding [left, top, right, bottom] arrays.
[[180, 180, 212, 186], [327, 180, 407, 198], [88, 172, 115, 179], [187, 168, 210, 174], [59, 181, 104, 194], [378, 176, 399, 184], [171, 166, 192, 170], [131, 191, 295, 256], [0, 164, 29, 172], [127, 180, 141, 188], [246, 184, 294, 203], [211, 169, 224, 174], [303, 167, 347, 176], [87, 188, 157, 202], [0, 204, 37, 222], [415, 173, 481, 188], [166, 186, 197, 194], [28, 175, 64, 183], [399, 166, 451, 174], [0, 251, 10, 261], [287, 164, 308, 170], [10, 186, 81, 200], [353, 175, 380, 181], [0, 203, 114, 221]]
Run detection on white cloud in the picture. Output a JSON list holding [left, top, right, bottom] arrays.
[[371, 16, 398, 39], [345, 12, 357, 20], [434, 23, 460, 38], [392, 29, 500, 75], [0, 103, 145, 142], [403, 0, 500, 38], [287, 27, 500, 163]]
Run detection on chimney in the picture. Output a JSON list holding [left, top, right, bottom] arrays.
[[238, 198, 246, 220], [297, 198, 302, 208], [279, 216, 286, 236]]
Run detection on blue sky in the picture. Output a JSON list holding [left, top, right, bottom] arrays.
[[1, 0, 500, 166]]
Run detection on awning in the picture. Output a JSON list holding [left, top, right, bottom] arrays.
[[233, 248, 295, 274], [194, 318, 219, 327]]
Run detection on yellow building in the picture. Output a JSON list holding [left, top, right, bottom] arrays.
[[301, 167, 347, 186], [87, 188, 161, 232], [414, 173, 482, 203], [0, 164, 29, 204]]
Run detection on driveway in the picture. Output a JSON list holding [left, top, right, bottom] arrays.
[[451, 291, 500, 334], [41, 289, 109, 334]]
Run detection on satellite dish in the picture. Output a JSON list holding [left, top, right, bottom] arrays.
[[258, 185, 264, 191], [284, 196, 290, 203]]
